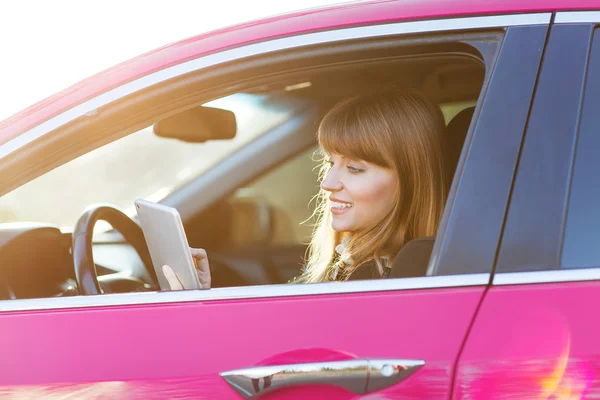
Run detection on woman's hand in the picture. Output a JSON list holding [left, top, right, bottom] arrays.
[[191, 248, 211, 289], [162, 247, 211, 290]]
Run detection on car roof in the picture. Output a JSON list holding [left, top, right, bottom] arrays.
[[0, 0, 597, 144]]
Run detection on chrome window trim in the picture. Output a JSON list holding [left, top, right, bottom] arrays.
[[493, 268, 600, 285], [555, 11, 600, 24], [0, 13, 550, 160], [0, 274, 489, 312]]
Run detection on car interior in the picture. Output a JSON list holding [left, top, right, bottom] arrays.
[[0, 33, 491, 299]]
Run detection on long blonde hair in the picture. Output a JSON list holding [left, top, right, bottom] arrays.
[[296, 90, 447, 283]]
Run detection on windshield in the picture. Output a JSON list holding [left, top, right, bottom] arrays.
[[0, 93, 298, 229]]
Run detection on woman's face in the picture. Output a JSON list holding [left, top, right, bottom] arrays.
[[320, 153, 398, 233]]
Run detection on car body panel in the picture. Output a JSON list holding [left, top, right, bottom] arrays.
[[454, 282, 600, 398], [0, 286, 484, 398]]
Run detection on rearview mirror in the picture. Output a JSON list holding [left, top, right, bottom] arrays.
[[153, 106, 237, 143]]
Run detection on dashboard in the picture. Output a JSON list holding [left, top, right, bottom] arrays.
[[0, 223, 154, 299]]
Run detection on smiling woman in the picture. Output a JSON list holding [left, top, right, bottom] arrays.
[[296, 91, 447, 283]]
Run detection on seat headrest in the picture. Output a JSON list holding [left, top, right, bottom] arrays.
[[444, 106, 475, 181], [388, 236, 435, 278]]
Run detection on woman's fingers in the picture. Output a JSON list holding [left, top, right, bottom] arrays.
[[161, 249, 210, 291], [162, 265, 183, 290], [190, 247, 211, 289], [190, 248, 207, 262]]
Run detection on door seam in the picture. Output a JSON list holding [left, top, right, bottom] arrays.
[[447, 13, 555, 399]]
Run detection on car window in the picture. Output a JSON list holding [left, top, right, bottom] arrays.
[[561, 29, 600, 269], [493, 24, 595, 273], [0, 93, 298, 230]]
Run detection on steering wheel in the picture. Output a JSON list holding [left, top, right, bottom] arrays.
[[72, 205, 156, 295]]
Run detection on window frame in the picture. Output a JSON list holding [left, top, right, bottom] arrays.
[[494, 12, 600, 286], [0, 13, 550, 311], [429, 22, 550, 277]]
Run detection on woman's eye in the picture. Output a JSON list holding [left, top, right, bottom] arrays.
[[347, 165, 364, 174]]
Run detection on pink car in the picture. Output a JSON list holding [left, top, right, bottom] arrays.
[[0, 0, 599, 398]]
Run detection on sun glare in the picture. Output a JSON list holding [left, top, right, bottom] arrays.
[[0, 0, 343, 123]]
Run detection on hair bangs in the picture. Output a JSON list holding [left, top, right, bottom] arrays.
[[317, 99, 392, 167]]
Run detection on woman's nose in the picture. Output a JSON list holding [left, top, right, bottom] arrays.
[[320, 168, 343, 192]]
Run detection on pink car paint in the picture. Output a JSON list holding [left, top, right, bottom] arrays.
[[0, 287, 484, 398], [454, 281, 600, 399], [1, 0, 599, 144]]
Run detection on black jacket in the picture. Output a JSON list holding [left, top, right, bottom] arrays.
[[344, 259, 390, 281], [289, 257, 389, 283]]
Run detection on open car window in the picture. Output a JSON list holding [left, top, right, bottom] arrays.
[[0, 93, 300, 229], [0, 9, 547, 301]]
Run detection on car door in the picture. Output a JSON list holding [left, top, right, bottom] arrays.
[[0, 13, 548, 400], [453, 12, 600, 398]]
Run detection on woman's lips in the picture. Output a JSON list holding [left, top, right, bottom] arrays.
[[330, 199, 353, 215], [331, 203, 353, 215], [331, 206, 351, 215]]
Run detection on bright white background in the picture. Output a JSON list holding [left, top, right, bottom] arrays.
[[0, 0, 344, 122]]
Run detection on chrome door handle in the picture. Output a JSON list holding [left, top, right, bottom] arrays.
[[220, 358, 424, 398]]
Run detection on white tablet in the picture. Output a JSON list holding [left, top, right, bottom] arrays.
[[135, 198, 202, 290]]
